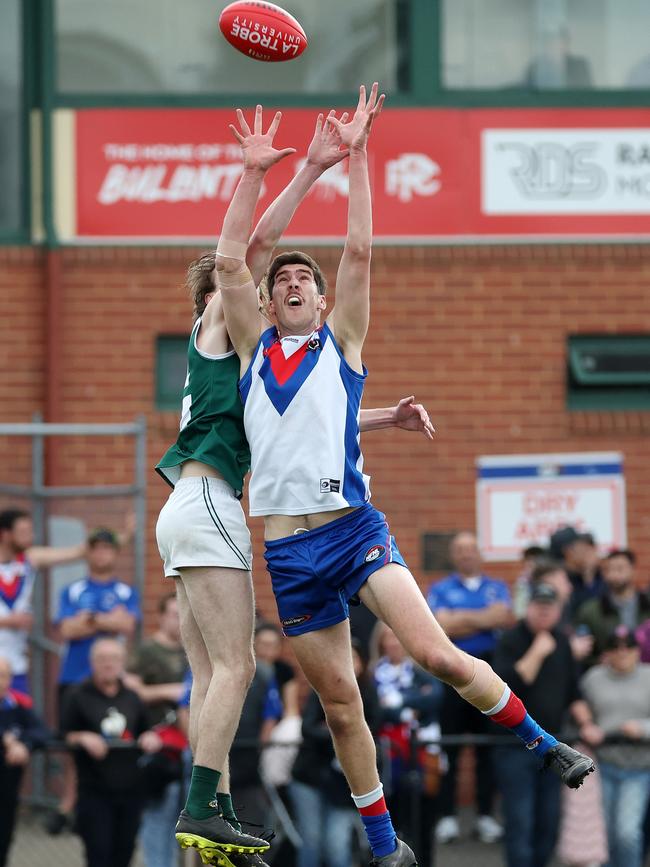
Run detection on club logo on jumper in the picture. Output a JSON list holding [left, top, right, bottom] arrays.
[[526, 736, 543, 750], [320, 478, 341, 494], [282, 615, 312, 628], [364, 545, 385, 563]]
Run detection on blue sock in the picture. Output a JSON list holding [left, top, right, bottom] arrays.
[[360, 813, 397, 859], [512, 713, 558, 756]]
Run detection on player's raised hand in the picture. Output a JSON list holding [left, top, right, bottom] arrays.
[[394, 396, 436, 441], [306, 110, 350, 171], [230, 105, 296, 172], [326, 83, 385, 152]]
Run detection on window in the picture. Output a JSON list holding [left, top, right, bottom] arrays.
[[0, 0, 24, 235], [155, 335, 189, 411], [442, 0, 650, 91], [567, 335, 650, 411], [54, 0, 411, 95], [422, 532, 455, 571]]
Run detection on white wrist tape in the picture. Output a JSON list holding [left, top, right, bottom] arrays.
[[218, 263, 252, 289], [216, 238, 248, 260]]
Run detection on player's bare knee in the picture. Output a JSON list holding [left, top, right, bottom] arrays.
[[212, 656, 255, 696], [322, 695, 364, 739], [191, 669, 211, 703], [417, 644, 469, 686], [233, 648, 256, 687]]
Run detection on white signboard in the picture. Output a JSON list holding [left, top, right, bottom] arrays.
[[476, 452, 626, 562], [483, 129, 650, 214]]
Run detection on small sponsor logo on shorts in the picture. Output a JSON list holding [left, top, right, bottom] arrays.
[[364, 545, 385, 563], [320, 478, 341, 493], [526, 736, 543, 750], [282, 615, 312, 628]]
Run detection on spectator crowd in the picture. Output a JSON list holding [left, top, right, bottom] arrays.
[[1, 504, 650, 867]]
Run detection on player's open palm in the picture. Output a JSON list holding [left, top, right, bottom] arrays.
[[327, 82, 385, 152], [230, 104, 296, 171], [307, 110, 350, 170]]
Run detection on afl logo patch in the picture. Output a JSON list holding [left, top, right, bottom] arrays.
[[364, 545, 385, 564]]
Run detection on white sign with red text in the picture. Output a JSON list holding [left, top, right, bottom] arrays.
[[476, 452, 626, 562]]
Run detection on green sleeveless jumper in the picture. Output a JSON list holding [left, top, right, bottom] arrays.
[[156, 319, 250, 495]]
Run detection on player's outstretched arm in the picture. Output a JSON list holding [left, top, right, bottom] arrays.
[[218, 106, 293, 364], [360, 397, 435, 440], [27, 541, 87, 570], [246, 110, 349, 287], [326, 83, 384, 362]]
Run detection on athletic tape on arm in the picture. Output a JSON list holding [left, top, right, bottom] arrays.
[[217, 263, 253, 289], [216, 239, 249, 260]]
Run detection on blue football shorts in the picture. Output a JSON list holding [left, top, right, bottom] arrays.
[[264, 503, 408, 636]]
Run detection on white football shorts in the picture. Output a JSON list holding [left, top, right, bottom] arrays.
[[156, 476, 252, 577]]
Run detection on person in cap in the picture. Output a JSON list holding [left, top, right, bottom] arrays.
[[548, 526, 604, 617], [578, 625, 650, 867], [527, 559, 594, 664], [51, 526, 142, 832], [57, 527, 141, 689], [491, 583, 590, 867]]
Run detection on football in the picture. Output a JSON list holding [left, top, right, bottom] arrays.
[[219, 1, 308, 63]]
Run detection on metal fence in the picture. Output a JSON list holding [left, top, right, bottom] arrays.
[[5, 735, 597, 867], [0, 416, 148, 808]]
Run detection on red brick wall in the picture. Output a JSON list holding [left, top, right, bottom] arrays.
[[2, 243, 650, 624], [0, 248, 46, 487]]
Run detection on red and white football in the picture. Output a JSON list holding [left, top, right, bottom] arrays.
[[219, 1, 308, 63]]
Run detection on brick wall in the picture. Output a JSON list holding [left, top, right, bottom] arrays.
[[0, 248, 46, 487], [2, 243, 650, 624]]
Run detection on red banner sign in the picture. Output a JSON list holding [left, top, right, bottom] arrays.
[[74, 107, 650, 241]]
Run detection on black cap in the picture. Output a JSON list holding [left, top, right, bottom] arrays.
[[87, 528, 120, 548], [549, 526, 593, 559], [529, 583, 559, 605], [605, 625, 638, 650]]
